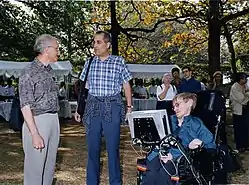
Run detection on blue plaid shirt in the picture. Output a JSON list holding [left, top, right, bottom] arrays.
[[80, 55, 132, 97]]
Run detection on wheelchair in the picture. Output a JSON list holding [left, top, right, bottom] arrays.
[[133, 131, 227, 185], [127, 91, 232, 185]]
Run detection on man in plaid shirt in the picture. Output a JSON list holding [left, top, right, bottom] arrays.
[[75, 31, 133, 185]]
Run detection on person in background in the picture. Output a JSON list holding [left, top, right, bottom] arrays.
[[208, 72, 228, 144], [59, 81, 66, 100], [148, 78, 157, 98], [5, 78, 15, 97], [209, 71, 227, 97], [74, 72, 81, 100], [155, 78, 161, 86], [19, 34, 60, 185], [171, 67, 181, 92], [133, 78, 148, 99], [230, 72, 249, 153], [200, 78, 208, 91], [0, 77, 5, 96], [132, 78, 140, 98], [139, 79, 149, 99], [156, 73, 177, 116], [179, 66, 201, 93]]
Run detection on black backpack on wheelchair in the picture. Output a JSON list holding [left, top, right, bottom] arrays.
[[191, 90, 227, 144]]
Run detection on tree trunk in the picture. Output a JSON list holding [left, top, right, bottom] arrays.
[[65, 8, 72, 59], [110, 1, 119, 55], [208, 0, 221, 76], [223, 24, 237, 75], [67, 28, 72, 59]]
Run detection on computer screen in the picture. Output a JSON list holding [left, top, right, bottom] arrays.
[[127, 110, 172, 143]]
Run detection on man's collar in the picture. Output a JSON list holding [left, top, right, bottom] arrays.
[[184, 76, 193, 81], [34, 58, 52, 71], [171, 114, 192, 127], [96, 54, 111, 62]]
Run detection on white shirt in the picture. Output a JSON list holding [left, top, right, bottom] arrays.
[[157, 84, 177, 101], [230, 82, 248, 115]]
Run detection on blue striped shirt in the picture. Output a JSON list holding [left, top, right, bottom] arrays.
[[80, 55, 132, 97]]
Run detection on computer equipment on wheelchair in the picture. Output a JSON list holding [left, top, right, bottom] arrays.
[[127, 109, 171, 147]]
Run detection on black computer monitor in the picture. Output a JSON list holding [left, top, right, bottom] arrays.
[[127, 110, 171, 144]]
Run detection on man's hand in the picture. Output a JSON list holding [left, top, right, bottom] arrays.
[[125, 107, 132, 121], [127, 107, 132, 113], [160, 153, 173, 163], [74, 112, 81, 122], [189, 138, 203, 149], [32, 133, 44, 150]]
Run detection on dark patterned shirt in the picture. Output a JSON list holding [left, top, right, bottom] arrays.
[[19, 58, 59, 116]]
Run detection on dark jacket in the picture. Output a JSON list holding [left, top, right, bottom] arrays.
[[179, 77, 201, 93]]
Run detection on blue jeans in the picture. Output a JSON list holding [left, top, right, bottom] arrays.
[[86, 100, 121, 185]]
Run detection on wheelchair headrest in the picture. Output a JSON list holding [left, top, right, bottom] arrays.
[[194, 90, 226, 115]]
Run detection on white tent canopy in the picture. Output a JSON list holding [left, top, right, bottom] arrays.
[[0, 60, 72, 78], [127, 64, 181, 78]]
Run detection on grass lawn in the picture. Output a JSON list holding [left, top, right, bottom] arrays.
[[0, 116, 249, 184]]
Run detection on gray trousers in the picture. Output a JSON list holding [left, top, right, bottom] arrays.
[[22, 113, 60, 185]]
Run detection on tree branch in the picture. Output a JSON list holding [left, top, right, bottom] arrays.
[[190, 38, 207, 48], [131, 1, 144, 22], [118, 9, 134, 24], [84, 22, 110, 26], [221, 7, 249, 24], [131, 44, 142, 59], [122, 17, 185, 33]]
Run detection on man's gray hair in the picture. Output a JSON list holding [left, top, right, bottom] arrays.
[[33, 34, 57, 55]]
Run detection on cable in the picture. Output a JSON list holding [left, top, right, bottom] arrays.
[[130, 144, 143, 158], [159, 135, 205, 185], [176, 143, 207, 185], [160, 158, 178, 177], [159, 136, 178, 177]]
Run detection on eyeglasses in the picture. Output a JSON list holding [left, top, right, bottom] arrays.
[[48, 46, 59, 51], [172, 101, 184, 109]]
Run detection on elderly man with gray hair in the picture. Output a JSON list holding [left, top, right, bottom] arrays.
[[19, 34, 60, 185]]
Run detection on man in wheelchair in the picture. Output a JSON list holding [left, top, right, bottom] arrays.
[[141, 93, 217, 185]]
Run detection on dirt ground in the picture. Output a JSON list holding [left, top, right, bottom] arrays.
[[0, 118, 249, 185]]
